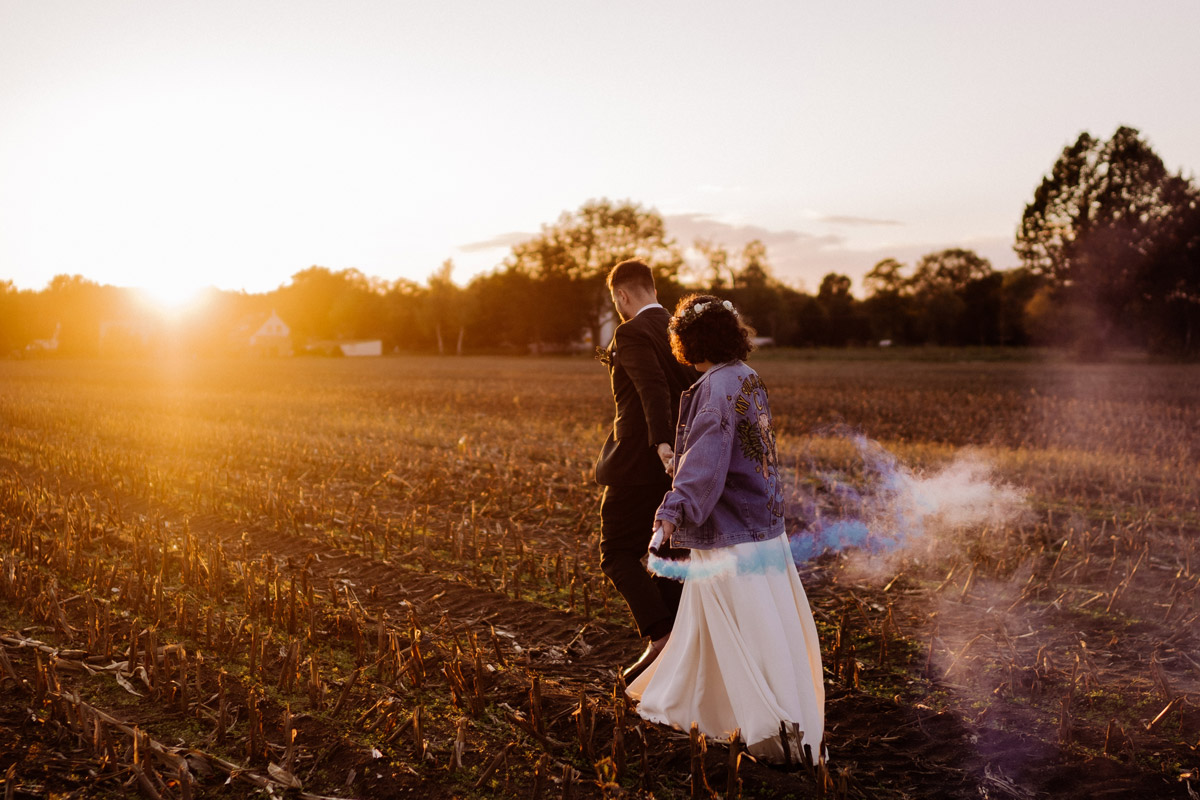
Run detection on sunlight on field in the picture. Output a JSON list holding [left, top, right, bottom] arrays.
[[1, 355, 1198, 798]]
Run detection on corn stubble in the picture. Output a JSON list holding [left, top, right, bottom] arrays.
[[0, 356, 1198, 799]]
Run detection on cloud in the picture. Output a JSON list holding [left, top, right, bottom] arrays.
[[450, 214, 1018, 295], [817, 215, 904, 227], [456, 231, 533, 253], [665, 213, 843, 251], [663, 214, 1016, 295]]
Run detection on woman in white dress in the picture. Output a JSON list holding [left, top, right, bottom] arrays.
[[626, 294, 825, 763]]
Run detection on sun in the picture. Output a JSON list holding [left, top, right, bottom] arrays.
[[137, 279, 209, 315]]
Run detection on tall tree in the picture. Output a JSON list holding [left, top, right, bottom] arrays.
[[272, 267, 388, 345], [463, 267, 537, 352], [0, 281, 26, 356], [693, 238, 733, 290], [908, 249, 995, 345], [998, 267, 1044, 346], [424, 260, 465, 355], [910, 248, 993, 294], [862, 259, 912, 343], [381, 278, 427, 352], [815, 273, 864, 346], [505, 199, 682, 348], [725, 240, 781, 339], [1135, 176, 1200, 354], [37, 274, 118, 355], [862, 258, 907, 296], [735, 240, 771, 287], [1015, 126, 1199, 354]]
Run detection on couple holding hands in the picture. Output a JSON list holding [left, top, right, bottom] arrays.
[[595, 259, 824, 763]]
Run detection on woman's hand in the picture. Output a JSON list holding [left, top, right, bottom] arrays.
[[650, 519, 675, 554]]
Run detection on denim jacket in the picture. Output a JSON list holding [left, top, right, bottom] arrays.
[[655, 360, 785, 549]]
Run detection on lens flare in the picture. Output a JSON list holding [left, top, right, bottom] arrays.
[[138, 280, 208, 314]]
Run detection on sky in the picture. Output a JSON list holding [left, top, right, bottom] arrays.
[[3, 1, 1199, 303]]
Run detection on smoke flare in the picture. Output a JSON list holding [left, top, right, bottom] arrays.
[[649, 433, 1027, 581]]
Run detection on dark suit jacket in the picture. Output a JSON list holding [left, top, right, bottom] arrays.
[[595, 306, 699, 487]]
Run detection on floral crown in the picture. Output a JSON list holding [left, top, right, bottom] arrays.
[[672, 298, 737, 331]]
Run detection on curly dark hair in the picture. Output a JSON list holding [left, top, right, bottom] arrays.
[[669, 293, 756, 366]]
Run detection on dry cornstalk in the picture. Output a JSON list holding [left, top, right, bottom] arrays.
[[412, 705, 427, 761], [1057, 695, 1072, 745], [637, 721, 651, 794], [561, 763, 576, 800], [531, 753, 551, 800], [799, 728, 816, 783], [473, 742, 514, 789], [942, 633, 984, 679], [1146, 696, 1184, 732], [1103, 718, 1122, 757], [726, 728, 743, 800], [216, 671, 229, 744], [307, 657, 324, 709], [611, 708, 625, 781], [331, 668, 361, 716], [132, 762, 164, 800], [452, 718, 467, 771], [247, 690, 265, 762], [574, 690, 595, 759], [0, 645, 24, 692], [689, 723, 712, 800], [530, 674, 545, 736]]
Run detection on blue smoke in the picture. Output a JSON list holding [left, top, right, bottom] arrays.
[[648, 430, 1024, 582], [648, 537, 795, 582], [787, 432, 932, 562], [788, 519, 873, 562]]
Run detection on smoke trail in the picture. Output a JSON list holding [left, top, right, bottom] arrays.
[[789, 433, 1027, 566], [648, 535, 795, 582], [648, 432, 1027, 581]]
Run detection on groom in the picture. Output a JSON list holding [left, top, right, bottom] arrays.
[[595, 259, 697, 682]]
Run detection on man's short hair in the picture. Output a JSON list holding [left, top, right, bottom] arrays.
[[607, 259, 656, 293]]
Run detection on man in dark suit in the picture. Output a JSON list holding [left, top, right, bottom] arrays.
[[596, 259, 697, 682]]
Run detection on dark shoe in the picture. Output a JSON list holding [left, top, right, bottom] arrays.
[[622, 636, 668, 684]]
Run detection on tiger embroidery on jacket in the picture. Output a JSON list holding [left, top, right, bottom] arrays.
[[734, 375, 778, 478]]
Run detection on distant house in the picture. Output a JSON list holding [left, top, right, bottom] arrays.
[[231, 310, 293, 356], [338, 340, 382, 357], [304, 339, 383, 357], [596, 310, 618, 350], [25, 322, 61, 356]]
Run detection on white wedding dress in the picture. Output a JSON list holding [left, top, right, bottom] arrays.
[[627, 534, 825, 762]]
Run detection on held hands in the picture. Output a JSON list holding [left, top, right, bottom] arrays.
[[656, 442, 675, 477]]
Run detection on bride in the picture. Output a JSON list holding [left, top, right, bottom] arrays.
[[625, 294, 825, 763]]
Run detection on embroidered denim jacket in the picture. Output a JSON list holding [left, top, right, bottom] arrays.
[[654, 360, 785, 549]]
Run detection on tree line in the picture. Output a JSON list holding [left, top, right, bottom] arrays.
[[4, 126, 1197, 359]]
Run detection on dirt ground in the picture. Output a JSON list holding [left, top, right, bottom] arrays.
[[2, 356, 1198, 798]]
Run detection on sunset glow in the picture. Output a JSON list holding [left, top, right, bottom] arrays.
[[2, 1, 1199, 295], [136, 280, 209, 315]]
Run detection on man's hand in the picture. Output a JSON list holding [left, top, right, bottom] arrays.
[[656, 442, 675, 477]]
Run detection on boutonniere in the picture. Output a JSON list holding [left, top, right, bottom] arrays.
[[595, 346, 613, 366]]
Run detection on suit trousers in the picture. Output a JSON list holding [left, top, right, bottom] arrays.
[[599, 477, 686, 641]]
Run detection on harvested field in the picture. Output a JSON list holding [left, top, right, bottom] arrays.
[[1, 355, 1198, 799]]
